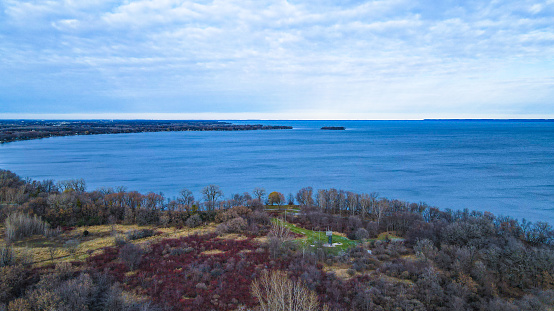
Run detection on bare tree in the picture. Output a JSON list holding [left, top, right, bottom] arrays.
[[316, 189, 328, 211], [56, 179, 86, 193], [359, 193, 372, 218], [39, 179, 57, 193], [178, 188, 195, 210], [267, 219, 295, 258], [328, 188, 338, 213], [144, 192, 164, 210], [346, 191, 359, 215], [231, 193, 246, 207], [376, 199, 389, 226], [268, 220, 294, 243], [287, 193, 295, 206], [251, 270, 328, 311], [296, 187, 314, 207], [369, 192, 379, 216], [202, 184, 223, 211], [4, 212, 50, 242], [48, 246, 57, 263], [253, 187, 266, 203]]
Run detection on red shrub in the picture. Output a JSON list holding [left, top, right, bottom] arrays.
[[87, 233, 290, 310]]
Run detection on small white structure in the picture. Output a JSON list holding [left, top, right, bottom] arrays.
[[323, 242, 342, 248]]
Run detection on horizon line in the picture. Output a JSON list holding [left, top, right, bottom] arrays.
[[2, 118, 554, 122], [2, 112, 554, 121]]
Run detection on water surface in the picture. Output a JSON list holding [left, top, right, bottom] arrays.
[[1, 120, 553, 223]]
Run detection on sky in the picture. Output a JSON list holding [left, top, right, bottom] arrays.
[[0, 0, 553, 120]]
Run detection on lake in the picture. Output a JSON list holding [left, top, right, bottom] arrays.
[[1, 120, 553, 223]]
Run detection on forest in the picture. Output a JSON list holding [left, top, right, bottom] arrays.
[[0, 120, 292, 143], [1, 169, 554, 310], [320, 127, 346, 130]]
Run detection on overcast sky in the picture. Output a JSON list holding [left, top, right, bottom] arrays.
[[0, 0, 553, 119]]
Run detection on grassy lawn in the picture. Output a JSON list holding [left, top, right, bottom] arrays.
[[273, 218, 358, 254], [264, 205, 302, 213]]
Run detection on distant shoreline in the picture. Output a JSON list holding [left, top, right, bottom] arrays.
[[2, 118, 552, 144], [423, 119, 554, 122], [321, 126, 346, 130], [0, 120, 293, 144]]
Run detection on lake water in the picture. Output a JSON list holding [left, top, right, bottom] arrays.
[[1, 120, 553, 223]]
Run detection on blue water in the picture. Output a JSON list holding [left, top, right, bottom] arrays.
[[1, 120, 553, 223]]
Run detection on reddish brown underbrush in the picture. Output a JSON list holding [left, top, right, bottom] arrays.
[[88, 232, 290, 310]]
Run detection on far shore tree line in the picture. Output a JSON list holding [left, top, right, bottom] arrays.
[[0, 120, 293, 143]]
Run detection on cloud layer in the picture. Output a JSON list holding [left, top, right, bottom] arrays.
[[1, 0, 553, 119]]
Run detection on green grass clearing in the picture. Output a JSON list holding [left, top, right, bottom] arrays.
[[374, 231, 404, 242], [273, 218, 358, 254], [265, 205, 301, 213]]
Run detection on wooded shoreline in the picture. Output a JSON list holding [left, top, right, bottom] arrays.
[[0, 120, 293, 143], [1, 169, 554, 310]]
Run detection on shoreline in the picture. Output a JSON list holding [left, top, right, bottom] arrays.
[[0, 120, 293, 144]]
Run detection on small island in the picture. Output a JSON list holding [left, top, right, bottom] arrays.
[[321, 126, 345, 130], [0, 120, 293, 143]]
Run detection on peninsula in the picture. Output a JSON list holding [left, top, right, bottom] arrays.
[[0, 120, 293, 143]]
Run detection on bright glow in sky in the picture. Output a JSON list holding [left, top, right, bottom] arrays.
[[1, 0, 553, 119]]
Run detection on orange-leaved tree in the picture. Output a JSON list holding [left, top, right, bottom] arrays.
[[268, 191, 285, 207]]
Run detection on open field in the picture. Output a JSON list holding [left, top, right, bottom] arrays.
[[2, 211, 371, 267], [1, 223, 218, 266]]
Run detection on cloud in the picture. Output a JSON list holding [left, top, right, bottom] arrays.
[[0, 0, 553, 118]]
